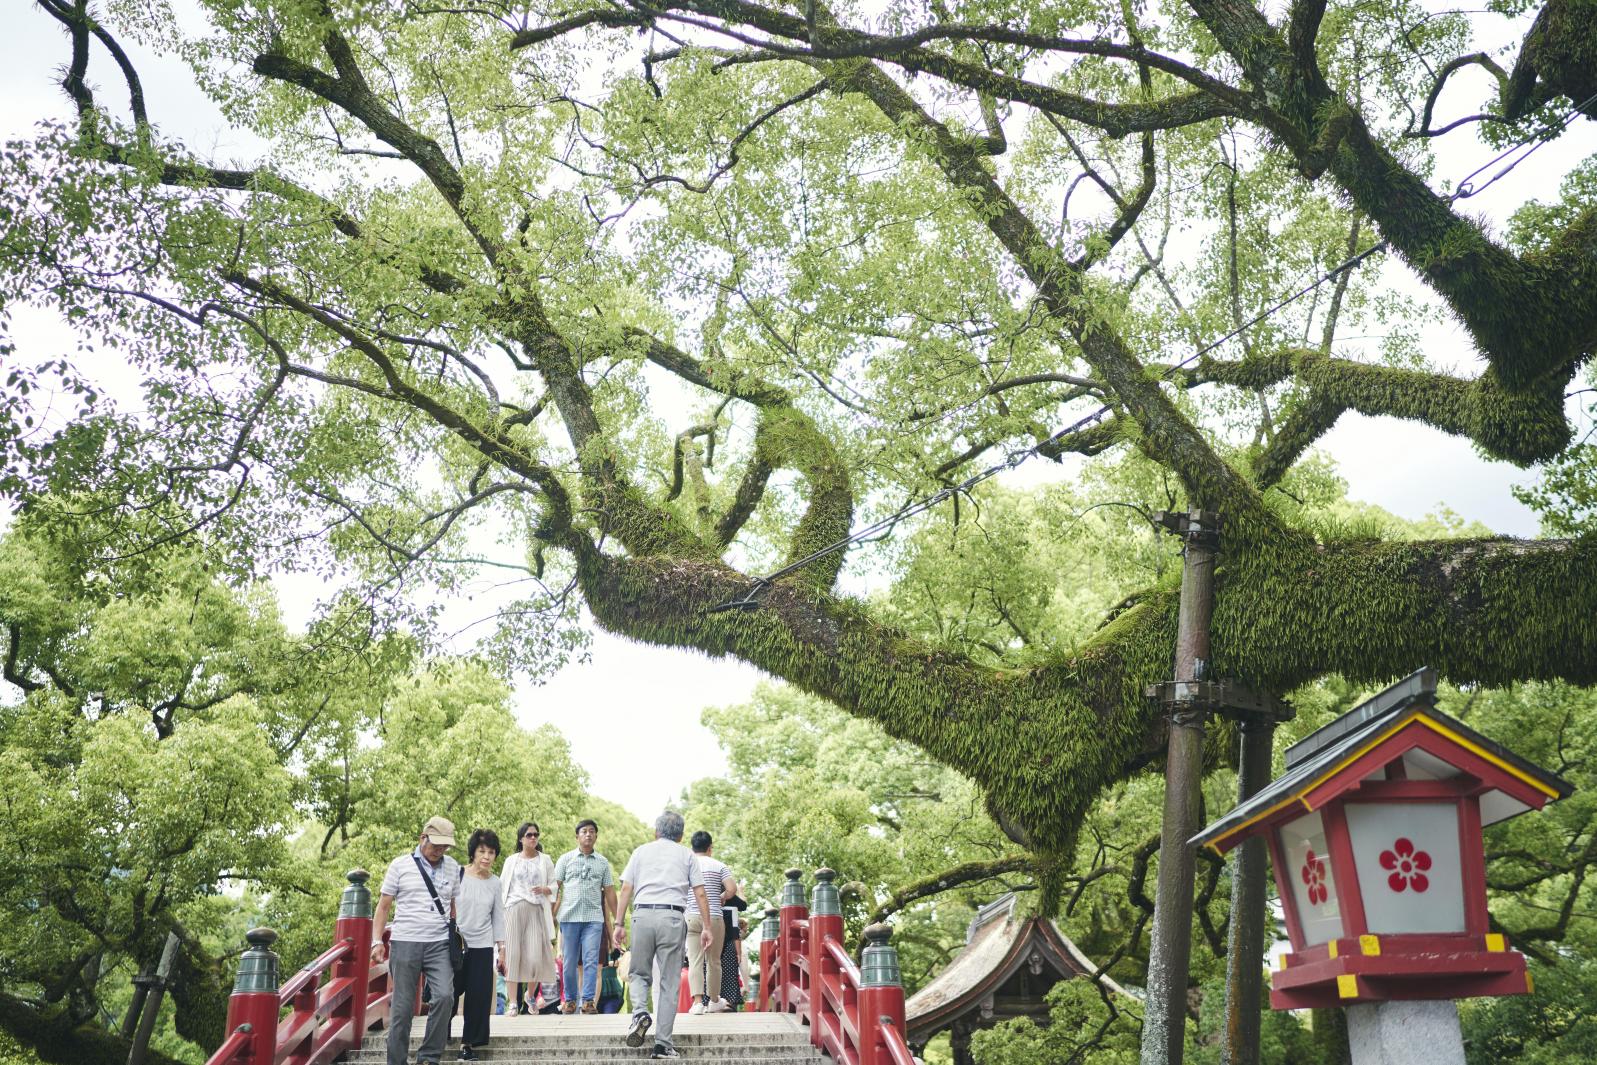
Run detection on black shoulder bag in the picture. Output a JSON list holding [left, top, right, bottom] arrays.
[[413, 855, 465, 976]]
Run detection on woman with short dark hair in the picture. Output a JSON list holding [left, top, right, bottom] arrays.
[[455, 828, 505, 1060]]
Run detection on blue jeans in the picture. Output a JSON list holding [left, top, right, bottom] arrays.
[[560, 921, 604, 1004]]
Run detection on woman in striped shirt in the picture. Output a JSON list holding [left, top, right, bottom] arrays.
[[686, 831, 738, 1013]]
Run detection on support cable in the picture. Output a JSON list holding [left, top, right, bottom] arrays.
[[1447, 91, 1597, 203]]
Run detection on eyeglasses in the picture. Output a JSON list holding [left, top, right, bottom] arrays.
[[524, 832, 539, 839]]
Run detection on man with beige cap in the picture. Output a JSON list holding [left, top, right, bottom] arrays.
[[373, 816, 461, 1065]]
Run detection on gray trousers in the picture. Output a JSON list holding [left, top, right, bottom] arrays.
[[628, 908, 685, 1048], [387, 938, 453, 1065]]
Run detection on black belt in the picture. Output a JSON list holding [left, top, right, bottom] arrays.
[[635, 904, 685, 912]]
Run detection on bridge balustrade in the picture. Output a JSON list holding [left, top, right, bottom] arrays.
[[761, 868, 914, 1065], [205, 871, 391, 1065]]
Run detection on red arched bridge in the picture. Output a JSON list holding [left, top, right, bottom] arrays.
[[206, 867, 914, 1065]]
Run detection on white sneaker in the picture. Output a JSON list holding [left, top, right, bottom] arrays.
[[707, 999, 732, 1013], [687, 1001, 706, 1015]]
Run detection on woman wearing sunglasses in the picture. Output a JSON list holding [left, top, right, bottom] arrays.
[[500, 821, 558, 1014]]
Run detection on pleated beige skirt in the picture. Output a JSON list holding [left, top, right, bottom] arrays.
[[505, 900, 556, 983]]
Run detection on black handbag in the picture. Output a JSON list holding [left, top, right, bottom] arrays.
[[413, 855, 466, 975]]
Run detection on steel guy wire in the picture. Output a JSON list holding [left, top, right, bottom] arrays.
[[1448, 91, 1597, 204]]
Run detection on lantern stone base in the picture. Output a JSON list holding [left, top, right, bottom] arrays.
[[1345, 999, 1465, 1065], [1269, 933, 1530, 1009]]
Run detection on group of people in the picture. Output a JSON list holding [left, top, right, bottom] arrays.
[[374, 811, 752, 1064]]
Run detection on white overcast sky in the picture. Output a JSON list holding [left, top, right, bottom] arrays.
[[3, 4, 1593, 820]]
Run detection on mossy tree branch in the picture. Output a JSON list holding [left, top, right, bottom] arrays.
[[1250, 393, 1342, 488], [507, 299, 716, 559], [751, 408, 855, 593], [573, 546, 1178, 855], [1179, 0, 1597, 392], [714, 454, 774, 548], [629, 327, 793, 407], [1196, 350, 1573, 466], [629, 328, 854, 591], [816, 49, 1274, 535], [667, 425, 716, 513], [574, 530, 1597, 855]]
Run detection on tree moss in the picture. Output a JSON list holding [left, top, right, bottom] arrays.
[[574, 527, 1597, 896], [1202, 351, 1574, 465], [751, 407, 855, 594]]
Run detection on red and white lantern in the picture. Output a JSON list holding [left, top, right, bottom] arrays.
[[1194, 669, 1571, 1009]]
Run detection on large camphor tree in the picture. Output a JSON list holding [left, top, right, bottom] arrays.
[[4, 0, 1596, 888]]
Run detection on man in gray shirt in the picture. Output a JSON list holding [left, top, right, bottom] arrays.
[[373, 816, 460, 1065], [613, 811, 714, 1059]]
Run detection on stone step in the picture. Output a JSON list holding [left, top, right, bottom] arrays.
[[354, 1013, 822, 1062], [351, 1044, 824, 1058]]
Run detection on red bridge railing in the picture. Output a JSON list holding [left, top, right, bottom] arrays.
[[206, 871, 391, 1065], [758, 868, 915, 1065]]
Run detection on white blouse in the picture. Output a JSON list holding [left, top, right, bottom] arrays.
[[501, 851, 556, 908]]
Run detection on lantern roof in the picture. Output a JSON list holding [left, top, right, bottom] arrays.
[[1192, 668, 1573, 854]]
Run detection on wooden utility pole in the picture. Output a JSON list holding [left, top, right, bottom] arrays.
[[127, 932, 180, 1065], [1221, 718, 1276, 1065], [1140, 510, 1218, 1065], [120, 966, 152, 1039]]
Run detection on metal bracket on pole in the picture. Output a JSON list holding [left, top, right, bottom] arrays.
[[1153, 508, 1221, 722], [1145, 680, 1296, 730], [1153, 509, 1221, 549]]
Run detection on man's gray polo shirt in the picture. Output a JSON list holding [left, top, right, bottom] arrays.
[[621, 838, 703, 909], [379, 847, 462, 942], [553, 849, 614, 923]]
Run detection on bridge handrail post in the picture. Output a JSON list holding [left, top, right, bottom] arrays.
[[857, 923, 906, 1065], [332, 869, 374, 1052], [808, 869, 843, 1055], [758, 907, 779, 1012], [778, 868, 808, 1015], [216, 927, 280, 1065]]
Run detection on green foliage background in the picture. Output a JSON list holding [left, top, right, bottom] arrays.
[[0, 505, 645, 1063]]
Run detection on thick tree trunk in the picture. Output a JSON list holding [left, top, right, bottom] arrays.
[[576, 533, 1597, 856]]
